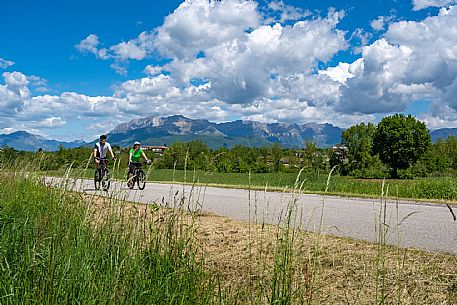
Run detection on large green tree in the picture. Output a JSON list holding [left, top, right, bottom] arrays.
[[341, 122, 377, 174], [373, 114, 431, 178]]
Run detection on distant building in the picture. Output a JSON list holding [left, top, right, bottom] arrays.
[[331, 144, 348, 152], [331, 144, 348, 164], [142, 145, 168, 155]]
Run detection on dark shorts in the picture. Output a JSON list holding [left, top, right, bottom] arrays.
[[129, 162, 142, 174], [96, 158, 108, 169]]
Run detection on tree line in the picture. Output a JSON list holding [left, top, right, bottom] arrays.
[[1, 114, 456, 179], [338, 114, 457, 179]]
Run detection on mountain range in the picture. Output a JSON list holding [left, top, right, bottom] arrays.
[[107, 115, 343, 149], [0, 131, 86, 152], [2, 115, 457, 151]]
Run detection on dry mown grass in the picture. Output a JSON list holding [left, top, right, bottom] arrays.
[[83, 194, 457, 305]]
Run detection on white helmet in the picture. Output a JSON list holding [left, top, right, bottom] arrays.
[[134, 141, 141, 146]]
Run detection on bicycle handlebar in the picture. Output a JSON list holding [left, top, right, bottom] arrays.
[[95, 157, 116, 161], [129, 161, 144, 166]]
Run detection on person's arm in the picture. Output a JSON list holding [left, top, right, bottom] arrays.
[[129, 152, 133, 164], [93, 146, 99, 163], [141, 151, 151, 163], [109, 146, 115, 159]]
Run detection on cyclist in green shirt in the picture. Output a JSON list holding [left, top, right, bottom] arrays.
[[128, 141, 151, 179]]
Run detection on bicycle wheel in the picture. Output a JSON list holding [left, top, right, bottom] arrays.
[[103, 168, 111, 191], [127, 172, 134, 189], [137, 170, 146, 190], [94, 169, 100, 190]]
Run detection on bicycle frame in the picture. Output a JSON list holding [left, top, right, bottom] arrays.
[[98, 158, 108, 176], [127, 162, 146, 189], [95, 157, 111, 190], [127, 163, 140, 180]]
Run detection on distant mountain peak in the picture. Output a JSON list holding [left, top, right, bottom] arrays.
[[111, 116, 163, 134], [0, 131, 87, 151], [168, 114, 188, 120], [108, 115, 344, 148]]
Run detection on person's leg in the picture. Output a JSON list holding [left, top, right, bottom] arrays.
[[95, 162, 100, 180], [101, 160, 106, 177], [128, 163, 135, 187]]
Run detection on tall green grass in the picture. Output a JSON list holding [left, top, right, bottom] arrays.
[[2, 160, 456, 304], [0, 174, 218, 304]]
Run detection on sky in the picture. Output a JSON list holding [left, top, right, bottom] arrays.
[[1, 0, 457, 141]]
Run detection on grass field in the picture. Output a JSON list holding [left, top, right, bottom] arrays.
[[50, 165, 457, 202], [0, 173, 217, 304], [1, 171, 456, 304]]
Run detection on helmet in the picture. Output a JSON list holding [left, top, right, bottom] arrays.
[[134, 141, 141, 146]]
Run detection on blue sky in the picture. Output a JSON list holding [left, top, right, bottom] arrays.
[[1, 0, 457, 141]]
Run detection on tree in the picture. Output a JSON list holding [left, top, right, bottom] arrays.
[[341, 122, 377, 174], [373, 114, 431, 178], [302, 141, 326, 173], [161, 142, 187, 169], [270, 143, 283, 172], [0, 145, 17, 165], [185, 140, 209, 170]]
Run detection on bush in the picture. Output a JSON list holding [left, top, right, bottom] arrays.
[[415, 178, 457, 200], [350, 167, 388, 179]]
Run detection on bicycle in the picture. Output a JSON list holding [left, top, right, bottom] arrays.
[[127, 162, 147, 190], [94, 157, 112, 191]]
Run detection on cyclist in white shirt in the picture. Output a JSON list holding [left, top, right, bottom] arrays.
[[93, 134, 115, 169]]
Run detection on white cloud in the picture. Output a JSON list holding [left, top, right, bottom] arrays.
[[0, 127, 17, 134], [265, 1, 311, 23], [0, 57, 14, 69], [246, 17, 347, 73], [86, 121, 120, 135], [73, 0, 346, 111], [370, 15, 395, 31], [155, 0, 260, 60], [76, 32, 152, 73], [30, 116, 66, 128], [35, 87, 49, 93], [28, 75, 47, 87], [0, 85, 23, 116], [0, 70, 124, 134], [350, 28, 372, 47], [143, 65, 162, 75], [226, 97, 376, 128], [336, 6, 457, 115], [3, 71, 29, 87], [0, 72, 30, 115], [159, 7, 346, 105], [118, 74, 178, 96], [76, 34, 100, 54], [110, 41, 146, 60], [371, 17, 385, 31], [110, 62, 128, 75], [97, 48, 109, 60], [76, 34, 110, 60], [109, 31, 154, 60], [338, 39, 416, 114], [417, 100, 457, 129], [412, 0, 457, 10], [319, 62, 354, 84], [65, 2, 348, 127]]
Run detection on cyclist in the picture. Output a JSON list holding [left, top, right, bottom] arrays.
[[128, 141, 151, 181], [93, 134, 115, 168]]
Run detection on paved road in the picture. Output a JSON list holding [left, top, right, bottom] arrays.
[[49, 177, 457, 255]]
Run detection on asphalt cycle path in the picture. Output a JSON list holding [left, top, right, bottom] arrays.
[[48, 177, 457, 255]]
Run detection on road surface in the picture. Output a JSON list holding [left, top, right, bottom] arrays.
[[48, 177, 457, 255]]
